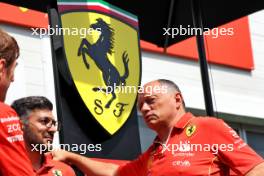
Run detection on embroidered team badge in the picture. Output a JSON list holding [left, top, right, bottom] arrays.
[[52, 169, 62, 176], [185, 124, 197, 137]]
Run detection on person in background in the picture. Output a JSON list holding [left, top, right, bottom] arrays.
[[0, 28, 35, 175], [11, 96, 76, 176]]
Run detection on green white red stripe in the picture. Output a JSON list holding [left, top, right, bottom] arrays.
[[57, 0, 138, 27]]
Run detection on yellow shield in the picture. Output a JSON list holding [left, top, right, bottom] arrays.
[[60, 11, 141, 135], [185, 124, 197, 137]]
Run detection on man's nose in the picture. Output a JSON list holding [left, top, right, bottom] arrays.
[[47, 126, 57, 133], [140, 102, 151, 114], [11, 75, 15, 82]]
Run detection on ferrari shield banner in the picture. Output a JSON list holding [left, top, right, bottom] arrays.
[[57, 0, 141, 135]]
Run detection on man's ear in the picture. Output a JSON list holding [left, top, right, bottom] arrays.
[[175, 92, 183, 108], [20, 119, 25, 130], [0, 59, 6, 77]]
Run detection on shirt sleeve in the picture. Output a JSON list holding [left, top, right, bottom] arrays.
[[117, 151, 149, 176], [0, 103, 35, 176], [209, 118, 264, 175]]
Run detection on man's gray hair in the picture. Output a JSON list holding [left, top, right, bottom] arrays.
[[157, 79, 186, 108]]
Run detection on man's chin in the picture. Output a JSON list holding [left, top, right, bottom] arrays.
[[146, 120, 158, 130], [42, 141, 53, 150], [43, 137, 53, 144]]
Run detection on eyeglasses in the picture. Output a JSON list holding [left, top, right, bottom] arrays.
[[37, 117, 61, 131]]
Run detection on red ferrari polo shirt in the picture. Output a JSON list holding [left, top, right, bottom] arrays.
[[36, 153, 76, 176], [0, 102, 35, 176], [118, 112, 264, 176]]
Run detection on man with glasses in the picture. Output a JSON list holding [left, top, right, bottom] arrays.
[[11, 96, 76, 176]]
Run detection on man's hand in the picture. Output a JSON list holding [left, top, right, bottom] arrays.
[[49, 149, 119, 176], [51, 149, 72, 163]]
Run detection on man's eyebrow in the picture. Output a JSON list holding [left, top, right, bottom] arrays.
[[39, 116, 53, 120], [143, 94, 158, 98]]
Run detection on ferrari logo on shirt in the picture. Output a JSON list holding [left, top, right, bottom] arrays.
[[185, 124, 196, 137], [52, 169, 62, 176]]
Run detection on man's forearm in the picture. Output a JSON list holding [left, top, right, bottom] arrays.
[[65, 152, 119, 176], [246, 162, 264, 176]]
